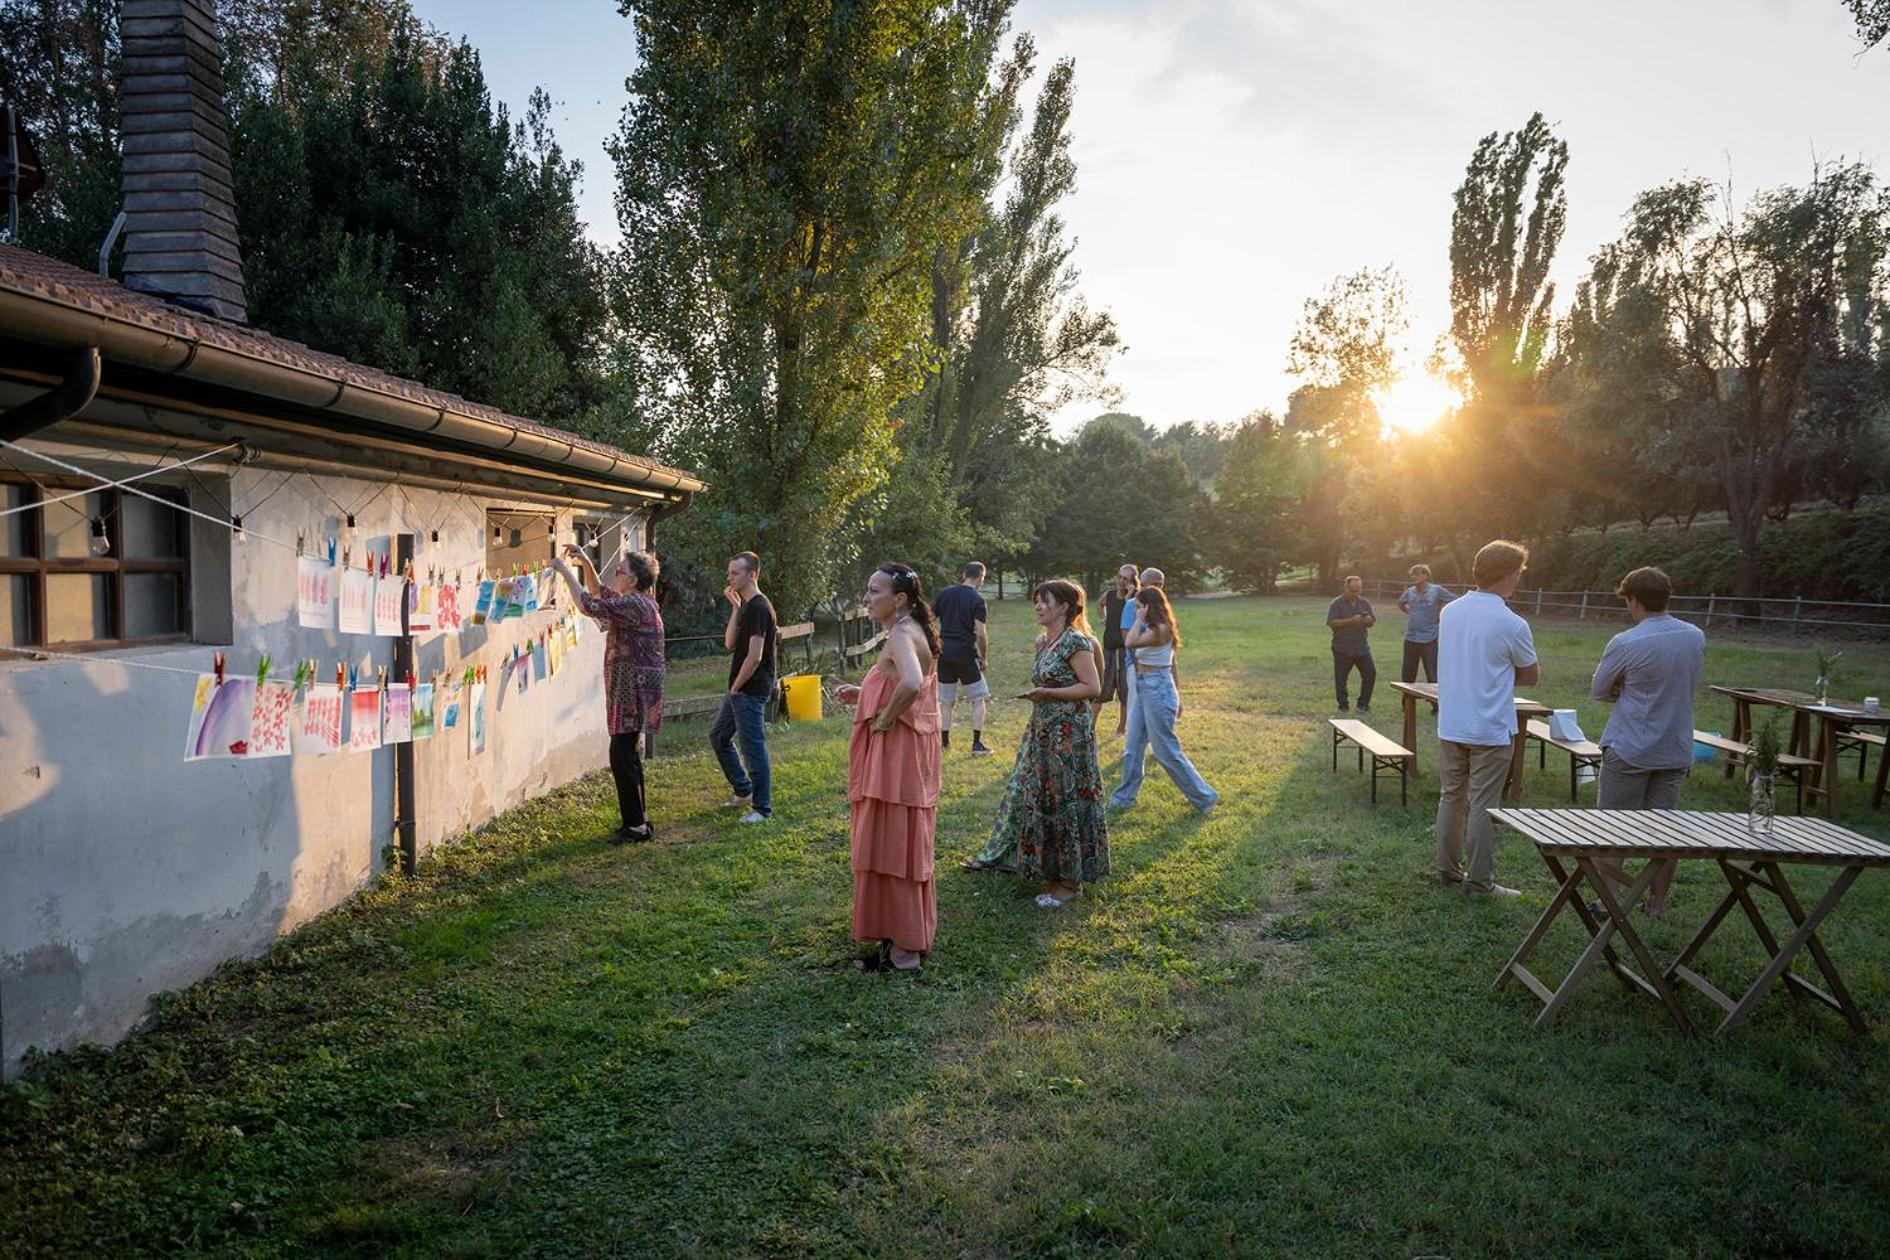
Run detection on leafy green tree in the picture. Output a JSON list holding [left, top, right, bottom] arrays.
[[1283, 265, 1408, 578], [610, 0, 1014, 615], [0, 0, 120, 266], [1848, 1, 1888, 48], [911, 42, 1120, 564], [1441, 111, 1568, 539], [1029, 420, 1205, 592], [1565, 166, 1890, 599], [1211, 411, 1313, 593]]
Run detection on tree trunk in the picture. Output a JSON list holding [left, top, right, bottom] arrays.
[[1731, 505, 1764, 616]]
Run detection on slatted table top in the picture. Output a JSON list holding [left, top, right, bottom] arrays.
[[1491, 808, 1890, 866], [1709, 685, 1890, 725]]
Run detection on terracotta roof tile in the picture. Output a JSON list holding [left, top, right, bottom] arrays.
[[0, 244, 700, 491]]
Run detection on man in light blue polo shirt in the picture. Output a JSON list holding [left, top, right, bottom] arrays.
[[1397, 563, 1455, 683], [1589, 565, 1706, 917]]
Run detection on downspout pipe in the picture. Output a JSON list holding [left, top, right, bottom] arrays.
[[0, 346, 100, 443], [644, 491, 694, 546]]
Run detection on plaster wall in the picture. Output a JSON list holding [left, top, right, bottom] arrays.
[[1, 441, 644, 1077]]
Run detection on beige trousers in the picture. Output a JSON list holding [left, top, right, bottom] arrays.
[[1436, 739, 1513, 891]]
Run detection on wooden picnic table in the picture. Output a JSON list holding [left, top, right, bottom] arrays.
[[1491, 808, 1890, 1035], [1711, 685, 1890, 817], [1388, 680, 1553, 801]]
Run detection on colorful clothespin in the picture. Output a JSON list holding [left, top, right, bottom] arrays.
[[327, 536, 337, 565], [405, 668, 415, 691], [213, 651, 227, 686], [292, 659, 311, 691], [341, 545, 352, 570], [296, 529, 306, 556], [376, 666, 387, 690], [336, 662, 346, 690], [256, 653, 271, 688], [347, 664, 359, 692]]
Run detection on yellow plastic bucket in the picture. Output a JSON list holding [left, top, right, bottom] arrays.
[[782, 673, 823, 722]]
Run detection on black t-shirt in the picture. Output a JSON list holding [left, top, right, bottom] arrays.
[[1101, 589, 1129, 650], [729, 593, 778, 696], [931, 583, 987, 663]]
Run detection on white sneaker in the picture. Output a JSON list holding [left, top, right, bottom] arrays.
[[737, 810, 768, 824], [725, 793, 753, 809]]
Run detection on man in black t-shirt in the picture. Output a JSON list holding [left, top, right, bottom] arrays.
[[1096, 563, 1138, 735], [931, 560, 991, 755], [712, 550, 777, 821]]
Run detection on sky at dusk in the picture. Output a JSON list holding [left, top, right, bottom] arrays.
[[411, 0, 1890, 433]]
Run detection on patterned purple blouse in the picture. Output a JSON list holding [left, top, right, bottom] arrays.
[[578, 589, 665, 736]]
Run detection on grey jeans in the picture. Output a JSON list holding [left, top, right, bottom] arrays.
[[1597, 747, 1687, 811]]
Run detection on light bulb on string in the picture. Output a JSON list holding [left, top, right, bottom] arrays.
[[88, 516, 111, 557], [231, 515, 247, 546], [509, 527, 522, 547], [493, 522, 504, 542], [342, 514, 357, 546], [429, 529, 439, 545]]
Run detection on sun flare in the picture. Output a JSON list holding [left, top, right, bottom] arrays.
[[1375, 372, 1461, 435]]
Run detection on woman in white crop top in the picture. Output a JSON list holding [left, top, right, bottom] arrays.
[[1112, 587, 1218, 813]]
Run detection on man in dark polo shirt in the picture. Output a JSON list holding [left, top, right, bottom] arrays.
[[1326, 574, 1376, 713], [932, 560, 992, 755]]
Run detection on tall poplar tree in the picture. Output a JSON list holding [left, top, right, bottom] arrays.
[[610, 0, 1015, 613]]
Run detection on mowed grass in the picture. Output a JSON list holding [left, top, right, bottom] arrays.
[[4, 596, 1890, 1257]]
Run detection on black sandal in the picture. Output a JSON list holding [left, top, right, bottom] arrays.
[[613, 822, 654, 844]]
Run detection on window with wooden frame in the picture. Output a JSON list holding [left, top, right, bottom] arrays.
[[0, 476, 191, 651]]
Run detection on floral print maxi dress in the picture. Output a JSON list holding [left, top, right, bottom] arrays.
[[976, 628, 1110, 883]]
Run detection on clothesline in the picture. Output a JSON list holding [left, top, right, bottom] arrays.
[[1, 437, 302, 552], [0, 440, 243, 519]]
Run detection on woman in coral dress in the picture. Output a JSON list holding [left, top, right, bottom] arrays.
[[835, 563, 942, 972]]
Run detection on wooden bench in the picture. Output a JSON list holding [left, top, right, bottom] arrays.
[[1524, 719, 1603, 803], [1692, 731, 1819, 814], [1837, 728, 1887, 781], [1329, 718, 1414, 805]]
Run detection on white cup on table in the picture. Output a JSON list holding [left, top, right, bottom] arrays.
[[1866, 696, 1882, 715]]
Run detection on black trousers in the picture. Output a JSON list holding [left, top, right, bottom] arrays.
[[1333, 650, 1376, 708], [609, 732, 647, 829], [1401, 639, 1438, 684]]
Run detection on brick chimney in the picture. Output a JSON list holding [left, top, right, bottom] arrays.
[[118, 0, 248, 322]]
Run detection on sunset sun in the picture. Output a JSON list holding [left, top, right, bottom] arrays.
[[1375, 371, 1461, 435]]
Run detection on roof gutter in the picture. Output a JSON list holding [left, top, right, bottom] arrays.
[[0, 286, 707, 497], [0, 345, 100, 443]]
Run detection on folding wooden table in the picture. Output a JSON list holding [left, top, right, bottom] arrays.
[[1490, 809, 1890, 1035], [1710, 686, 1890, 816], [1390, 680, 1552, 801]]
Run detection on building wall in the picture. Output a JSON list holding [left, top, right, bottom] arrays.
[[0, 439, 647, 1077]]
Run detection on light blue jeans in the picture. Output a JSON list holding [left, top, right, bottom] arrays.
[[1112, 670, 1218, 811]]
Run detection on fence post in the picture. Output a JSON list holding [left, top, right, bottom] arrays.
[[1578, 591, 1588, 620], [1534, 589, 1543, 616], [1705, 594, 1715, 628], [1792, 595, 1803, 633]]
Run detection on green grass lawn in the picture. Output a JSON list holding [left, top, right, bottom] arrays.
[[5, 597, 1890, 1257]]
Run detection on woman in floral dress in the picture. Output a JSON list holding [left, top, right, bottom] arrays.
[[964, 579, 1108, 907], [552, 544, 665, 842]]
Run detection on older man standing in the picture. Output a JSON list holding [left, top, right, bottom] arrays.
[[1589, 566, 1705, 917], [1326, 575, 1376, 713], [1435, 541, 1538, 898], [1396, 563, 1454, 683]]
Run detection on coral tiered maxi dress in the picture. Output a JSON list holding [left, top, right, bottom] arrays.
[[849, 665, 942, 953]]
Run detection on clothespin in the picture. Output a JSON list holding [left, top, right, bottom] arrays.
[[405, 668, 415, 691], [346, 664, 358, 692], [296, 529, 306, 556], [327, 536, 337, 565], [342, 545, 351, 570], [376, 666, 387, 691], [292, 659, 310, 691], [336, 662, 346, 690], [256, 653, 271, 688], [212, 651, 226, 686]]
